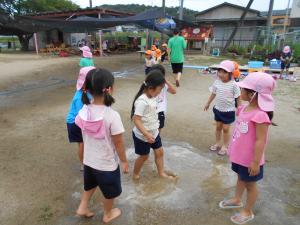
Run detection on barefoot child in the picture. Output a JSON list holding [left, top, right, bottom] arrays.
[[131, 70, 176, 180], [66, 66, 95, 170], [145, 50, 156, 75], [79, 46, 94, 68], [75, 68, 129, 223], [219, 72, 276, 224], [204, 60, 241, 155], [148, 64, 176, 132]]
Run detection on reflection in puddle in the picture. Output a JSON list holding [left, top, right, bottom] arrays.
[[58, 142, 299, 225]]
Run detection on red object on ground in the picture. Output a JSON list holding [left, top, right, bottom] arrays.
[[59, 51, 69, 57]]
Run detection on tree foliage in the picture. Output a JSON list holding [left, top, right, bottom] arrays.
[[100, 4, 198, 22], [0, 0, 79, 15]]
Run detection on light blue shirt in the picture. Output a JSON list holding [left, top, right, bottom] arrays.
[[66, 90, 91, 124]]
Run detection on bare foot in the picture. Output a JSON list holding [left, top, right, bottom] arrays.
[[103, 208, 121, 223], [133, 173, 140, 180], [175, 80, 180, 87], [76, 208, 95, 218], [159, 171, 178, 181]]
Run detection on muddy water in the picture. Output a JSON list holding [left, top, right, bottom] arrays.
[[55, 142, 299, 225]]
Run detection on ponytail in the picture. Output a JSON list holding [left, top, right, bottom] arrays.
[[131, 83, 146, 119], [103, 91, 115, 106], [82, 91, 90, 105]]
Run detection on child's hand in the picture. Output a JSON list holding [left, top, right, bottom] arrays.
[[204, 103, 210, 111], [248, 162, 260, 176], [121, 161, 129, 173], [145, 132, 155, 144]]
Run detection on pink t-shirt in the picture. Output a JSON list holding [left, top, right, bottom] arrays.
[[75, 104, 125, 171], [228, 105, 271, 167]]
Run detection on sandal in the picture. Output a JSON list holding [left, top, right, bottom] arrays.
[[210, 144, 221, 151], [219, 200, 243, 209], [230, 213, 255, 224], [218, 147, 227, 156]]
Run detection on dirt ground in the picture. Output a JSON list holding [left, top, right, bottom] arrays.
[[0, 53, 299, 225]]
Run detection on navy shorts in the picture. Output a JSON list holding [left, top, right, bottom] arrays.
[[232, 163, 264, 182], [132, 132, 162, 155], [67, 123, 83, 143], [281, 61, 290, 70], [171, 63, 183, 74], [84, 165, 122, 199], [158, 112, 165, 129], [213, 107, 235, 124], [145, 66, 151, 75]]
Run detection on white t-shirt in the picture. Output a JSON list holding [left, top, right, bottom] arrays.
[[211, 79, 241, 112], [79, 105, 125, 171], [145, 58, 156, 67], [133, 94, 159, 141], [157, 84, 168, 113]]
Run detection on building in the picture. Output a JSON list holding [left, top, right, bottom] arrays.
[[195, 2, 267, 48], [261, 9, 291, 34], [27, 7, 134, 50], [290, 0, 300, 27]]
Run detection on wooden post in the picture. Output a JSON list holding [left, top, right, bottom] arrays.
[[34, 33, 39, 55], [98, 13, 102, 56]]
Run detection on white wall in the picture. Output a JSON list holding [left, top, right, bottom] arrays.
[[291, 0, 300, 18]]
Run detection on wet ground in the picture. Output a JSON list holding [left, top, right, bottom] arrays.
[[0, 53, 299, 225]]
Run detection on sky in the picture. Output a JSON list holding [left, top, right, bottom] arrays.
[[72, 0, 291, 12]]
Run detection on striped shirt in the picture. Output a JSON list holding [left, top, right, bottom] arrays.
[[211, 79, 241, 112]]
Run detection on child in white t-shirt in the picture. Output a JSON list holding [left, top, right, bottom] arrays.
[[148, 64, 176, 131], [145, 50, 156, 75], [75, 68, 128, 223], [204, 60, 241, 156], [131, 70, 177, 180]]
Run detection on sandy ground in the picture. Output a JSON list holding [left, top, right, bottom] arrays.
[[0, 53, 299, 225]]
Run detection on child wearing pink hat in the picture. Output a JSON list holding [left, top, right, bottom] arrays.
[[75, 68, 128, 223], [66, 66, 95, 170], [204, 60, 241, 156], [79, 46, 95, 68], [219, 72, 276, 224], [280, 45, 293, 80]]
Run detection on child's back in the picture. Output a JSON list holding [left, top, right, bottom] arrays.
[[76, 104, 124, 171]]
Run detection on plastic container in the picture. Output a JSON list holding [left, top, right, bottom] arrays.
[[270, 59, 281, 69], [248, 61, 264, 68]]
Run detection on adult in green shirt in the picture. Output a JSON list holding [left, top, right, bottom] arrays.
[[168, 29, 187, 87]]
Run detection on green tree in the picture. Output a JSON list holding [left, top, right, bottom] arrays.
[[0, 0, 79, 50]]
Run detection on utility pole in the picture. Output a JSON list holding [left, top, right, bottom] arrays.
[[282, 0, 291, 44], [223, 0, 254, 52], [266, 0, 274, 45], [161, 0, 166, 43], [179, 0, 184, 20], [89, 0, 92, 8]]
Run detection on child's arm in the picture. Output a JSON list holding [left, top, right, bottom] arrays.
[[165, 80, 176, 94], [248, 123, 269, 176], [133, 115, 155, 143], [111, 134, 129, 173], [204, 93, 216, 111], [236, 96, 241, 107]]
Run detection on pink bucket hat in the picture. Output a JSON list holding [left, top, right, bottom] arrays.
[[76, 66, 95, 90], [217, 60, 235, 73], [283, 45, 291, 54], [237, 72, 276, 111], [79, 46, 93, 58]]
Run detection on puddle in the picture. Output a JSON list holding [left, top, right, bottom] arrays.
[[56, 141, 299, 225]]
